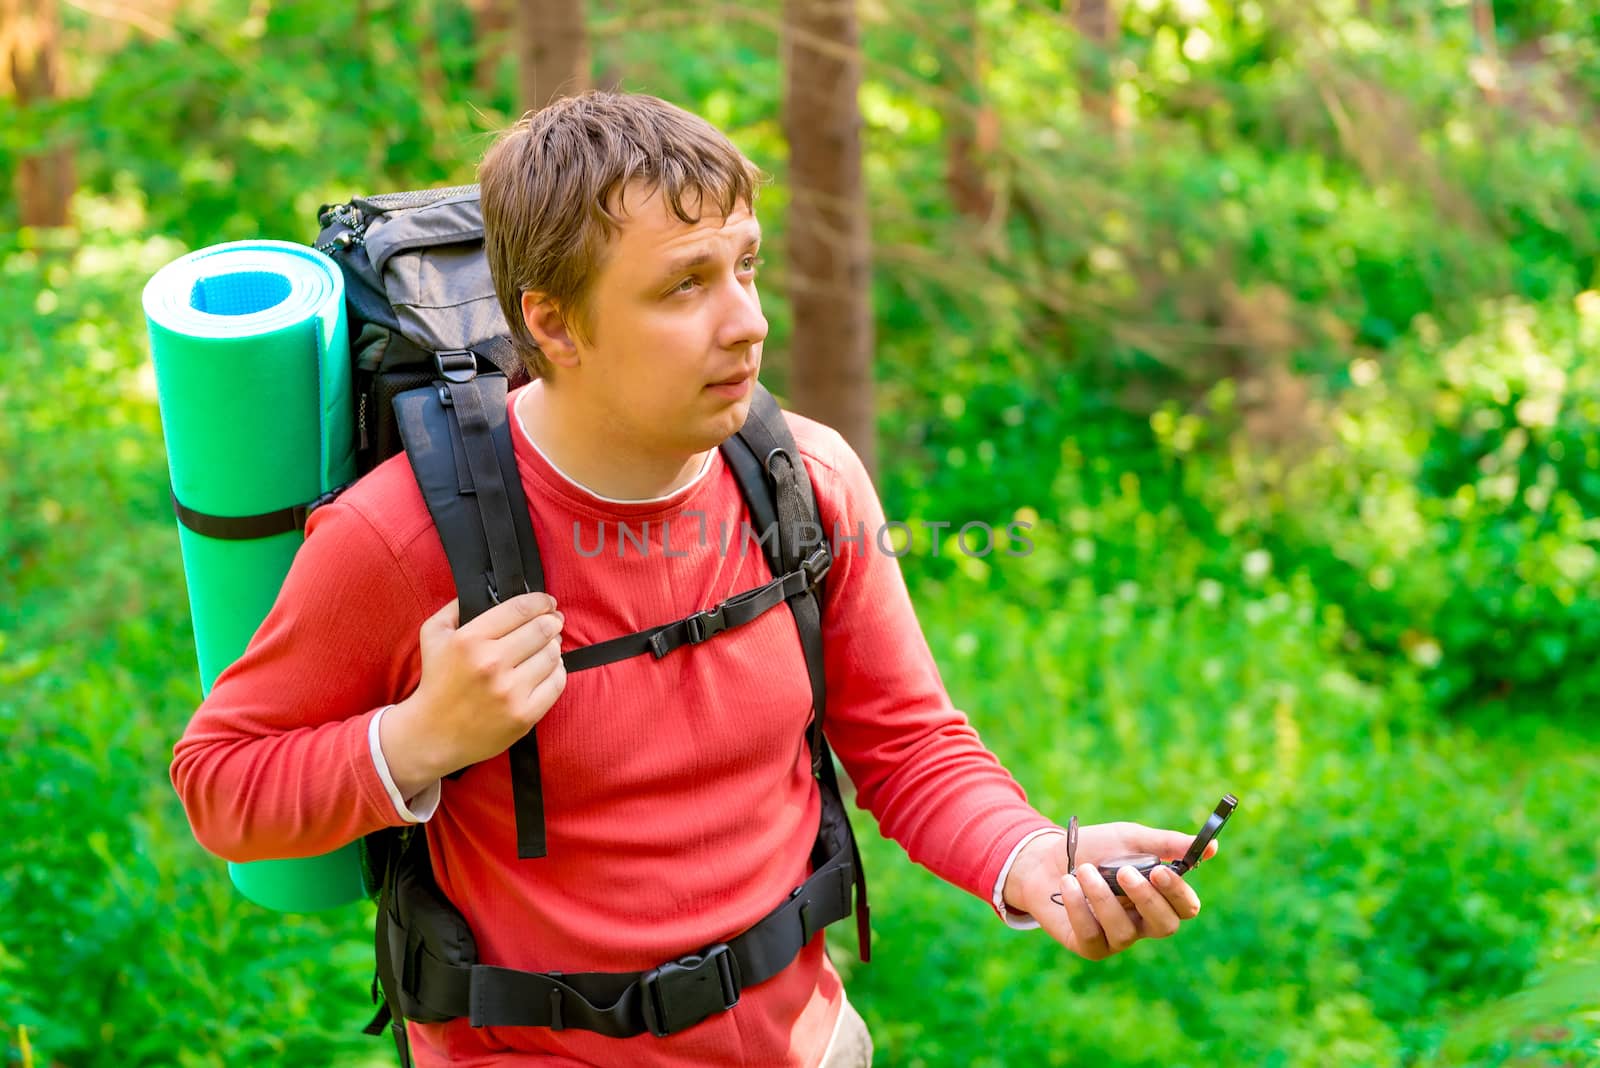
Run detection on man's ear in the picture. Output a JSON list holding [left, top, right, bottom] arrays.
[[521, 292, 580, 369]]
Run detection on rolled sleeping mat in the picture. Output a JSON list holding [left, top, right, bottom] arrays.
[[143, 240, 366, 913]]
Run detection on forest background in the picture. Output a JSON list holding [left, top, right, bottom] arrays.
[[3, 0, 1600, 1065]]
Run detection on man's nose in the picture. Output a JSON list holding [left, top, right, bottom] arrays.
[[716, 276, 768, 351]]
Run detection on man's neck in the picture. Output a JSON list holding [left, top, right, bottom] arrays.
[[514, 382, 710, 501]]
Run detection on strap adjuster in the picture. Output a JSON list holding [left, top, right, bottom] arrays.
[[434, 349, 478, 384], [685, 605, 728, 644], [639, 943, 741, 1037], [292, 484, 351, 533], [801, 547, 831, 587]]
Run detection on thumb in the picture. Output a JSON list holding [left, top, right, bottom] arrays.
[[1124, 825, 1212, 863], [424, 597, 461, 636]]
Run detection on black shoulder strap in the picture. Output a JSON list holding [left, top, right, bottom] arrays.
[[394, 371, 550, 860], [721, 386, 828, 764], [722, 387, 870, 962]]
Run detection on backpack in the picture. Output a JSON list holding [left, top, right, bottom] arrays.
[[305, 187, 870, 1064]]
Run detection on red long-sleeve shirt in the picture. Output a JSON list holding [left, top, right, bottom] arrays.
[[171, 388, 1054, 1066]]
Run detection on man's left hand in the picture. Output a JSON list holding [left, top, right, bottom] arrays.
[[1002, 822, 1217, 961]]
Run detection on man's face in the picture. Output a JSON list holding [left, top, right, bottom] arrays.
[[566, 185, 767, 456]]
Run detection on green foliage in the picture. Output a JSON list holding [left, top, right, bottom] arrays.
[[853, 517, 1600, 1065], [7, 0, 1600, 1064], [1150, 295, 1600, 717]]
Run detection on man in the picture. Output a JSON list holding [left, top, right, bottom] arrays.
[[172, 91, 1215, 1067]]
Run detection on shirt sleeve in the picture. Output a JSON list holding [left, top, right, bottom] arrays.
[[992, 827, 1069, 928], [169, 494, 435, 863], [796, 421, 1060, 908], [369, 704, 441, 822]]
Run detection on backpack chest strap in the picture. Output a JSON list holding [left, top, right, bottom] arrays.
[[559, 547, 831, 672]]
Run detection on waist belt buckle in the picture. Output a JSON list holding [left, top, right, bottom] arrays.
[[639, 942, 741, 1038], [685, 605, 728, 644]]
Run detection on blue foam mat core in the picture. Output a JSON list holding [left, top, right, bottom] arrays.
[[189, 271, 293, 316]]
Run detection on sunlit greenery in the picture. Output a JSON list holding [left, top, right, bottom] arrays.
[[5, 0, 1599, 1065]]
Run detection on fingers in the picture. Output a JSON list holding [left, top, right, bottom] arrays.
[[440, 592, 562, 674], [1052, 873, 1110, 961], [1055, 862, 1205, 960], [463, 591, 561, 640], [1115, 866, 1193, 939], [508, 635, 565, 701], [1150, 864, 1203, 920], [1056, 864, 1143, 959], [523, 647, 569, 715], [492, 606, 565, 668], [1078, 864, 1140, 950]]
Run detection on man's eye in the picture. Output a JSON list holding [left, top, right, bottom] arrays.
[[672, 276, 699, 294], [740, 255, 763, 273]]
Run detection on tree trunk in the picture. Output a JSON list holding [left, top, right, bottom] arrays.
[[782, 0, 876, 479], [1072, 0, 1120, 125], [939, 3, 996, 221], [516, 0, 590, 114], [467, 0, 512, 97], [3, 0, 74, 228], [1471, 0, 1501, 101]]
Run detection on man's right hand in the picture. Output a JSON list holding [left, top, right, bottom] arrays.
[[381, 592, 567, 799]]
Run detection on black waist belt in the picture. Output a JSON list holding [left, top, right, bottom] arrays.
[[393, 791, 861, 1038]]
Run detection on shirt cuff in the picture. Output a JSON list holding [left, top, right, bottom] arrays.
[[991, 826, 1069, 930], [369, 704, 440, 822]]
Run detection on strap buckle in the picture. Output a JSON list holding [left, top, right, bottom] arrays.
[[685, 604, 729, 644], [800, 547, 831, 588], [291, 483, 353, 533], [639, 943, 741, 1037], [434, 349, 478, 384]]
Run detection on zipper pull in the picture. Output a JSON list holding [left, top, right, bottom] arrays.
[[314, 203, 366, 255]]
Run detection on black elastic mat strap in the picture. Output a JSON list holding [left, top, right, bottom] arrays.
[[170, 484, 349, 540]]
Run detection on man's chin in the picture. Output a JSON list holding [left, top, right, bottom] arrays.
[[693, 385, 750, 427], [721, 395, 756, 439], [680, 405, 748, 455]]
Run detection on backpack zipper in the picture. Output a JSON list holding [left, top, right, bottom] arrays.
[[317, 201, 371, 451]]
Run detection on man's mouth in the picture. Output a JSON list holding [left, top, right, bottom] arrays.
[[706, 371, 755, 398]]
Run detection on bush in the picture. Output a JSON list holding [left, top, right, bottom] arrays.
[[849, 462, 1600, 1066], [1154, 293, 1600, 718]]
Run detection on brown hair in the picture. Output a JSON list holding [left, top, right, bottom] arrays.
[[479, 91, 766, 379]]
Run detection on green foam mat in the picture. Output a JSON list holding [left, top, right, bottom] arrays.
[[144, 240, 365, 912]]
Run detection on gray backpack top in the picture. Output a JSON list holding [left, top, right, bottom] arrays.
[[314, 185, 529, 473]]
